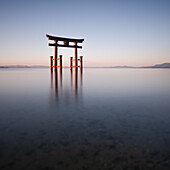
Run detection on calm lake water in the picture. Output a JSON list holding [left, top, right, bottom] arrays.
[[0, 68, 170, 170]]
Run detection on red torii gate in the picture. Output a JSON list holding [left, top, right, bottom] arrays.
[[46, 34, 84, 70]]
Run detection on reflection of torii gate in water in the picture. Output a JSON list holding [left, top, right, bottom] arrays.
[[50, 69, 83, 102], [46, 34, 84, 69]]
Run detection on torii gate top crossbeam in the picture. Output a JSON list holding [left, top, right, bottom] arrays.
[[46, 34, 84, 43], [46, 34, 84, 48]]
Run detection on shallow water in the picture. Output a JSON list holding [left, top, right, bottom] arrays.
[[0, 68, 170, 170]]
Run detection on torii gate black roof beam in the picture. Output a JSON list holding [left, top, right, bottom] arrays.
[[46, 34, 84, 43]]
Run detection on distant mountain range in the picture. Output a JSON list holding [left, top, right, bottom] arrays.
[[98, 62, 170, 68], [141, 63, 170, 68], [1, 63, 170, 68], [0, 65, 49, 68]]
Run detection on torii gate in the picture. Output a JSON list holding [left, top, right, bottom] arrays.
[[46, 34, 84, 70]]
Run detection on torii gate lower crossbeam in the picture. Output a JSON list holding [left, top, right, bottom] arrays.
[[46, 34, 84, 70]]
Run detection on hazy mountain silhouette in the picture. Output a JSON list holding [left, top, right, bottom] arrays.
[[0, 65, 49, 68], [142, 63, 170, 68], [1, 63, 170, 68], [102, 62, 170, 68]]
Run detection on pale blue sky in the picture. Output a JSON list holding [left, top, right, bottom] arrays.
[[0, 0, 170, 66]]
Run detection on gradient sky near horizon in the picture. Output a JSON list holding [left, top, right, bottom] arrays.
[[0, 0, 170, 67]]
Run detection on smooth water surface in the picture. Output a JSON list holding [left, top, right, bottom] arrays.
[[0, 68, 170, 170]]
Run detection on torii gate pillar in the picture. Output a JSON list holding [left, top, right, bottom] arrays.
[[74, 43, 78, 68], [54, 42, 58, 68]]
